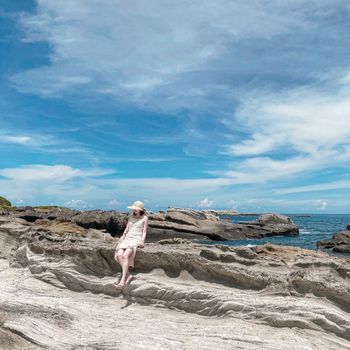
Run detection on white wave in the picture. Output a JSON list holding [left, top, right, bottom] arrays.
[[300, 230, 311, 234]]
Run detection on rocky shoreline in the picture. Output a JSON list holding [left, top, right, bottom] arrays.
[[1, 206, 299, 242], [0, 210, 350, 349]]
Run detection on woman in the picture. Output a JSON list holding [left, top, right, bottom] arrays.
[[114, 200, 148, 289]]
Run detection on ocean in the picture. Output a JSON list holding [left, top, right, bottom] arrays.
[[203, 214, 350, 251]]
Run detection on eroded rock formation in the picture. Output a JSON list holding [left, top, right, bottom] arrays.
[[0, 214, 349, 349], [146, 210, 299, 241], [4, 206, 299, 242]]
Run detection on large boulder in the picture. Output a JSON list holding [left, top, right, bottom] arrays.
[[70, 210, 128, 236], [317, 226, 350, 254], [147, 209, 299, 241], [257, 213, 292, 224], [147, 210, 247, 241], [239, 213, 299, 238]]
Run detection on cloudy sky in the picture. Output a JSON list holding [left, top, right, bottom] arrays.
[[1, 0, 350, 212]]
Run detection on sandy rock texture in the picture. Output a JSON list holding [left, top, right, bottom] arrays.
[[0, 215, 349, 349]]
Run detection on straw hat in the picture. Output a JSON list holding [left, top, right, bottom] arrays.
[[127, 200, 145, 211]]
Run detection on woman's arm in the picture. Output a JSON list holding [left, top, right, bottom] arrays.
[[139, 217, 148, 246], [120, 220, 130, 240]]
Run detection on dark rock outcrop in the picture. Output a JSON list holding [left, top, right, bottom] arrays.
[[7, 207, 127, 236], [238, 213, 299, 238], [6, 207, 299, 242], [147, 209, 246, 241], [147, 210, 299, 241], [69, 210, 128, 236], [7, 206, 77, 222], [317, 226, 350, 254]]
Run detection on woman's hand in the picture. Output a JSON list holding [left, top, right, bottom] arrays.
[[138, 240, 145, 248]]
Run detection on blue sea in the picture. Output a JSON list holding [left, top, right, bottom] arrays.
[[203, 214, 350, 251]]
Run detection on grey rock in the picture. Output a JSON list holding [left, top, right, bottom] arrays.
[[1, 215, 350, 348], [8, 207, 298, 242], [317, 229, 350, 254], [257, 213, 292, 224], [70, 210, 128, 236], [148, 210, 299, 241]]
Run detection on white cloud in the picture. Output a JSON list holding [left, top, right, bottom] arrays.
[[107, 199, 121, 207], [228, 78, 350, 156], [63, 199, 93, 209], [316, 200, 328, 210], [0, 163, 236, 209], [0, 164, 114, 182], [2, 135, 32, 145], [3, 1, 350, 212], [276, 180, 350, 194], [220, 69, 350, 184], [0, 165, 80, 182], [11, 0, 332, 110], [197, 198, 214, 208], [226, 199, 238, 210], [0, 163, 348, 212], [10, 0, 349, 182], [0, 130, 96, 162], [116, 157, 179, 163], [0, 131, 55, 147]]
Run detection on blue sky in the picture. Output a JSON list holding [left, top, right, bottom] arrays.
[[1, 0, 350, 213]]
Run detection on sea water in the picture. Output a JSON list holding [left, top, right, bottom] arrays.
[[202, 214, 350, 251]]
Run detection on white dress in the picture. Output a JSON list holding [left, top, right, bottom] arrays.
[[116, 215, 147, 268]]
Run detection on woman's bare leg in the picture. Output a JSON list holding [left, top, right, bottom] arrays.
[[114, 249, 130, 285], [118, 248, 133, 285], [115, 248, 124, 266]]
